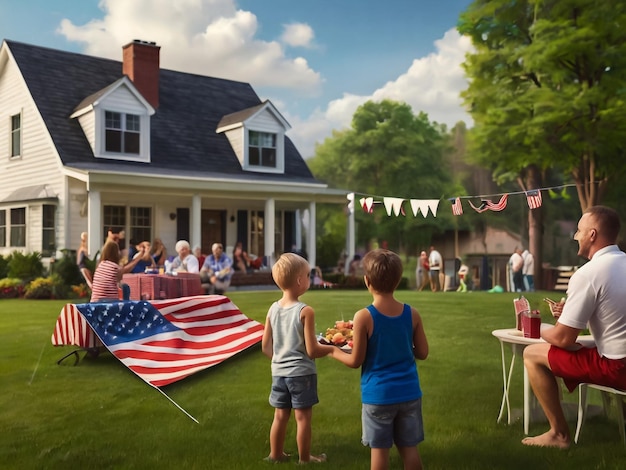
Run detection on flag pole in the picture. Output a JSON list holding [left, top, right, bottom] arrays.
[[154, 386, 199, 423]]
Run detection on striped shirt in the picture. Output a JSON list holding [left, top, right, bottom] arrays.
[[90, 260, 120, 301]]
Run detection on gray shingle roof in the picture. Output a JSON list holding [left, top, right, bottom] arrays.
[[7, 40, 317, 183]]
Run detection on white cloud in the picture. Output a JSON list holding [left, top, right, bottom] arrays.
[[57, 0, 322, 91], [281, 23, 315, 48], [56, 1, 473, 161], [287, 29, 475, 158]]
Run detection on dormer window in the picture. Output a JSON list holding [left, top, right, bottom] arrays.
[[249, 131, 277, 168], [105, 111, 140, 154]]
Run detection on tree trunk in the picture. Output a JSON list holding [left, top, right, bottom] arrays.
[[525, 165, 543, 289]]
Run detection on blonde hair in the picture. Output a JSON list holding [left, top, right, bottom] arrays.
[[271, 253, 309, 290]]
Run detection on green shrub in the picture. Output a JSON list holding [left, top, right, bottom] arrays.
[[24, 275, 67, 299], [0, 255, 8, 279], [8, 251, 44, 282], [52, 249, 83, 286], [0, 278, 24, 298]]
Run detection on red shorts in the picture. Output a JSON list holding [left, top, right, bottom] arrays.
[[549, 346, 626, 392]]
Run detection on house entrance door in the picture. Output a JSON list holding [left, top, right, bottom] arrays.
[[201, 209, 226, 254]]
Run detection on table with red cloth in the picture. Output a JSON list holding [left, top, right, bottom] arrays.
[[122, 272, 203, 300]]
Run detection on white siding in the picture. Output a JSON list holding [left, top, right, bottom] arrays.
[[225, 128, 244, 166], [248, 109, 283, 133], [0, 51, 66, 257], [77, 113, 96, 155]]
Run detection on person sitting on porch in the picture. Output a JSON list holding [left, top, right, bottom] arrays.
[[201, 243, 233, 294], [232, 241, 251, 273], [168, 240, 199, 273]]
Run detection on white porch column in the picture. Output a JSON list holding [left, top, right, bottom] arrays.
[[308, 201, 316, 268], [191, 194, 201, 249], [295, 209, 302, 251], [264, 198, 275, 267], [87, 189, 101, 254]]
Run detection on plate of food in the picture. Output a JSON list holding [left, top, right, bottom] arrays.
[[318, 320, 353, 351]]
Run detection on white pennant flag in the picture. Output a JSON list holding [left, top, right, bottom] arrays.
[[383, 197, 405, 216], [425, 199, 439, 217], [408, 199, 440, 217]]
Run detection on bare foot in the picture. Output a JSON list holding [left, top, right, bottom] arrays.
[[521, 431, 570, 449], [298, 453, 327, 464]]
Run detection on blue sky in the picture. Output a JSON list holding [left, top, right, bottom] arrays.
[[0, 0, 474, 157]]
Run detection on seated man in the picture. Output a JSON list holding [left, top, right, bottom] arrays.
[[200, 243, 233, 294]]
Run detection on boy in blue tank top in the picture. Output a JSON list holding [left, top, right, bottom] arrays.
[[261, 253, 335, 464], [330, 248, 429, 470]]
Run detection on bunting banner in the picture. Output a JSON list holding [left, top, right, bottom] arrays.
[[468, 194, 509, 213], [526, 189, 543, 210]]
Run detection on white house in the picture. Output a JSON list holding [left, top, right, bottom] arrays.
[[0, 39, 347, 267]]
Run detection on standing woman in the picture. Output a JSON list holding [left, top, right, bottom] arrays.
[[77, 232, 92, 287]]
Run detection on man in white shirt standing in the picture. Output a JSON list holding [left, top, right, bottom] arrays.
[[428, 246, 442, 292]]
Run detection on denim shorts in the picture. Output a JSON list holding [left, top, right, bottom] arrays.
[[269, 374, 319, 409], [361, 398, 424, 448]]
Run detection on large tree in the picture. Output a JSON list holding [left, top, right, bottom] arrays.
[[308, 99, 457, 261], [459, 0, 626, 282]]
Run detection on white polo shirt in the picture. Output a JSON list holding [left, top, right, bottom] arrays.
[[559, 245, 626, 359]]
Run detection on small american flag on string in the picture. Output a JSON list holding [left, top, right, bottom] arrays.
[[54, 296, 264, 387], [525, 189, 543, 209], [468, 194, 509, 213], [450, 197, 463, 216]]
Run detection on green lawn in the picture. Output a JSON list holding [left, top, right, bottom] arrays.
[[1, 290, 624, 469]]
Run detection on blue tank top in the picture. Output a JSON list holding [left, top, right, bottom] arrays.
[[361, 304, 422, 405]]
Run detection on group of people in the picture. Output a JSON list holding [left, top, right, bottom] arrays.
[[81, 229, 258, 301], [415, 246, 443, 292], [509, 247, 535, 292], [261, 205, 626, 468], [165, 240, 234, 295]]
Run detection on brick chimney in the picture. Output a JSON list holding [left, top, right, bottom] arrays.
[[122, 40, 160, 109]]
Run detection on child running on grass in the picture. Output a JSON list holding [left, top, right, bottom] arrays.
[[330, 248, 429, 470], [261, 252, 335, 464]]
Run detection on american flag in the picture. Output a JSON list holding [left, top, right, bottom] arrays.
[[450, 197, 463, 216], [468, 194, 509, 213], [52, 296, 264, 388], [526, 189, 543, 209]]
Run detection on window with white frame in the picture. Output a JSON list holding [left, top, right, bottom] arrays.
[[105, 111, 140, 154], [10, 207, 26, 247], [130, 207, 152, 244], [0, 210, 6, 247], [42, 205, 56, 257], [11, 113, 21, 158], [103, 205, 126, 241], [248, 131, 276, 168], [103, 205, 152, 247]]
